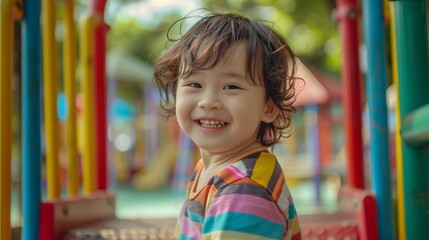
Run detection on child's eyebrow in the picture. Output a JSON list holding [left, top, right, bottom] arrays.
[[221, 71, 245, 79], [183, 69, 245, 80]]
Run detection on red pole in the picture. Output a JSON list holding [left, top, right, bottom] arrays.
[[335, 0, 365, 188], [88, 0, 108, 190]]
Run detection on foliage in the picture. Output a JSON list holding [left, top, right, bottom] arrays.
[[107, 18, 177, 63], [198, 0, 341, 73]]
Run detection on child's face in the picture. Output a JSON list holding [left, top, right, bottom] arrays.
[[175, 43, 278, 154]]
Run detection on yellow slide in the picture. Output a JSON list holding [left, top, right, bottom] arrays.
[[132, 141, 178, 190]]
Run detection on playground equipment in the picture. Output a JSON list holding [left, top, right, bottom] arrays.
[[300, 186, 378, 239], [21, 0, 42, 239], [1, 0, 15, 239], [1, 0, 428, 239], [362, 0, 394, 239], [335, 0, 365, 190], [392, 1, 428, 239], [1, 0, 111, 239]]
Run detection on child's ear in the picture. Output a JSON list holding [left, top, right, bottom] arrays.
[[261, 100, 279, 123]]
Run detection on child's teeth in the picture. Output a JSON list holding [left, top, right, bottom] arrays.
[[200, 120, 226, 128]]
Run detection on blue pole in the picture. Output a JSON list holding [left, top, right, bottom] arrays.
[[21, 0, 42, 238], [173, 131, 192, 193], [305, 105, 321, 205], [311, 105, 321, 205], [361, 0, 395, 239]]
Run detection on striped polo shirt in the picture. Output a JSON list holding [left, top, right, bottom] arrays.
[[175, 147, 301, 240]]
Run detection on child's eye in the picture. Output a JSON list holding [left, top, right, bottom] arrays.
[[223, 85, 241, 90], [187, 83, 202, 88]]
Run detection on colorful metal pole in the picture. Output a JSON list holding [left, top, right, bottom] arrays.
[[80, 13, 96, 194], [42, 0, 60, 199], [335, 0, 365, 188], [0, 0, 14, 238], [63, 0, 79, 197], [387, 3, 405, 239], [305, 105, 321, 204], [22, 0, 42, 238], [361, 0, 394, 238], [88, 0, 108, 190], [393, 1, 429, 239]]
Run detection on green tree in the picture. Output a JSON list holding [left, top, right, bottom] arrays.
[[199, 0, 341, 73]]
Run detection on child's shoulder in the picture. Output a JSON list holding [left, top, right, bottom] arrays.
[[216, 150, 284, 190], [241, 151, 284, 189]]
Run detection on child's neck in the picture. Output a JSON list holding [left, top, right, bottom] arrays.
[[199, 141, 263, 170], [194, 141, 265, 193]]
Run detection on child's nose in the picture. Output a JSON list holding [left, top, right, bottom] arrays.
[[197, 97, 222, 110]]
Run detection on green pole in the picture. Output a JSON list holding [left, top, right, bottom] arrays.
[[393, 1, 428, 239]]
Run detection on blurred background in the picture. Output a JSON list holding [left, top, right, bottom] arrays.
[[10, 0, 364, 226]]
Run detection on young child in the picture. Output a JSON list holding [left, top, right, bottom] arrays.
[[153, 11, 301, 240]]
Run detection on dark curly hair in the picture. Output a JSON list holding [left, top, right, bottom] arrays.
[[153, 11, 299, 147]]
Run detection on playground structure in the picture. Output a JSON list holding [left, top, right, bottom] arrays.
[[1, 0, 428, 239]]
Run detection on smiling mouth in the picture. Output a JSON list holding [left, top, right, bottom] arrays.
[[198, 120, 228, 128]]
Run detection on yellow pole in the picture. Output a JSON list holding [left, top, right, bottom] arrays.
[[42, 0, 60, 199], [80, 13, 96, 194], [0, 0, 14, 238], [63, 0, 79, 197], [388, 2, 406, 239]]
